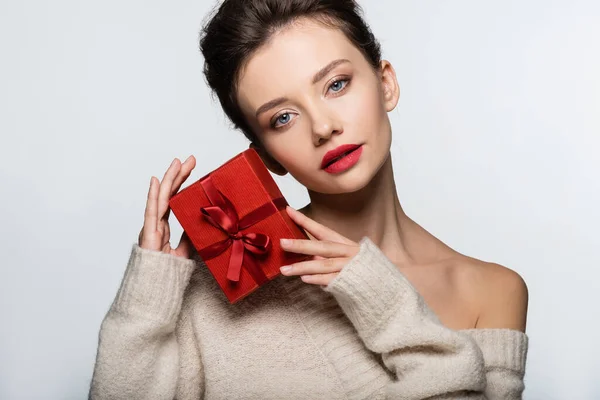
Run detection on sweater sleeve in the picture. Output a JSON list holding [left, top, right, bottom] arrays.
[[323, 237, 526, 399], [461, 329, 528, 399], [89, 243, 203, 400]]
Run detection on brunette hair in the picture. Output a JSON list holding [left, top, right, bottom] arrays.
[[199, 0, 382, 143]]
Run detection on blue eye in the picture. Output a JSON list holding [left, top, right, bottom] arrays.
[[277, 113, 290, 124], [329, 79, 349, 93], [271, 112, 293, 128]]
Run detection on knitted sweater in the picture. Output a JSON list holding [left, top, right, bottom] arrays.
[[89, 237, 528, 400]]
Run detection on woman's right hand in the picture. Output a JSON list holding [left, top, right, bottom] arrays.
[[138, 155, 196, 259]]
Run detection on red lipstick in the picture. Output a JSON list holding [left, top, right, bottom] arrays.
[[321, 144, 363, 174]]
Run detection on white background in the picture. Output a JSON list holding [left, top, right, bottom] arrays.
[[1, 0, 598, 398]]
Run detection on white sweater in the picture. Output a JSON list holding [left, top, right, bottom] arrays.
[[89, 237, 528, 399]]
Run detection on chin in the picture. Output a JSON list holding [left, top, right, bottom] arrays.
[[296, 161, 380, 195], [332, 166, 378, 194]]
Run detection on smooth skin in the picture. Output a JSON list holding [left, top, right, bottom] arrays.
[[236, 18, 527, 332], [138, 17, 528, 333], [138, 156, 197, 258], [279, 205, 528, 332], [137, 156, 527, 332]]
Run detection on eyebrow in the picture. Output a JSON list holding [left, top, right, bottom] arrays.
[[255, 58, 351, 117]]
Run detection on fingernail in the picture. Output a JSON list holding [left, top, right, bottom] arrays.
[[280, 266, 292, 274], [280, 238, 291, 247]]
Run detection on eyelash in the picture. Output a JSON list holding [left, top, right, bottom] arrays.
[[270, 77, 352, 129]]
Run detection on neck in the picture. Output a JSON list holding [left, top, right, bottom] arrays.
[[302, 152, 414, 264]]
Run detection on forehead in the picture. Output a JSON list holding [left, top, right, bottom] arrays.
[[237, 19, 365, 112]]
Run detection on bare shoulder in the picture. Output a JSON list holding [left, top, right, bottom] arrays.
[[453, 256, 529, 332]]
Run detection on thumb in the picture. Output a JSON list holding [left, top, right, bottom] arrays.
[[175, 231, 193, 258]]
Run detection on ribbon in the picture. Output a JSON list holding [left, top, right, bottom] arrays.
[[197, 175, 287, 285]]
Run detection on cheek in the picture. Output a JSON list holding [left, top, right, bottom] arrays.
[[340, 81, 386, 132], [277, 151, 306, 172], [265, 134, 313, 172]]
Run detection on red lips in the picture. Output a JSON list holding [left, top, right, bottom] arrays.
[[321, 144, 363, 169]]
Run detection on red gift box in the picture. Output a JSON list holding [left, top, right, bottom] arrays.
[[168, 148, 309, 303]]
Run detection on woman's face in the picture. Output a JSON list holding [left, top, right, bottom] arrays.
[[236, 18, 400, 194]]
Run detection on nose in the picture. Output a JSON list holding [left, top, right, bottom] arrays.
[[311, 109, 343, 146]]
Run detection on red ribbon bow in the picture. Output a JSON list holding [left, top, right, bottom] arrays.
[[197, 176, 286, 285]]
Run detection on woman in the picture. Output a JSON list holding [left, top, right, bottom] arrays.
[[89, 0, 529, 399]]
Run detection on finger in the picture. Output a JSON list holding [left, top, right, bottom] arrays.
[[280, 238, 354, 258], [170, 155, 196, 197], [164, 156, 195, 221], [143, 176, 159, 238], [157, 158, 182, 219], [163, 218, 171, 240], [301, 272, 338, 287], [280, 257, 347, 276], [285, 206, 354, 244]]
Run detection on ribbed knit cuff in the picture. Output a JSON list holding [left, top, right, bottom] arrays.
[[111, 243, 197, 324], [462, 329, 529, 374], [323, 237, 417, 341]]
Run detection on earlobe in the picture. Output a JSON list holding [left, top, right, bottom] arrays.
[[249, 143, 288, 176]]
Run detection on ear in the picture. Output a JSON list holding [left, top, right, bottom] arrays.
[[379, 60, 400, 112], [249, 143, 288, 176]]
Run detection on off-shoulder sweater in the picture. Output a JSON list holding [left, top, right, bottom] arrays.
[[89, 237, 528, 399]]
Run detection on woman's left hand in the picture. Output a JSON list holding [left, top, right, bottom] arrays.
[[279, 206, 360, 287]]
